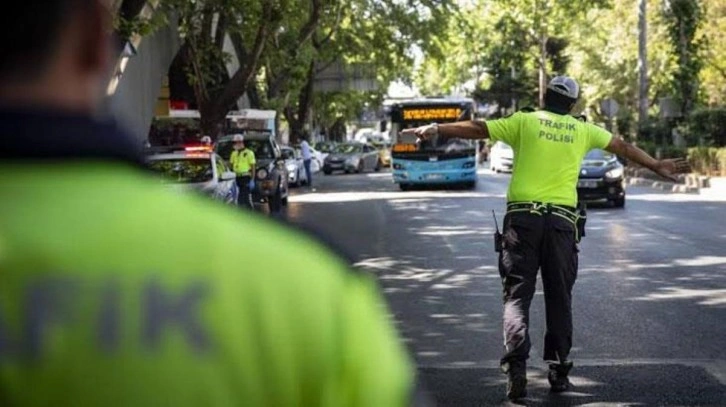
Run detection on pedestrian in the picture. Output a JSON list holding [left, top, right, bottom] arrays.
[[229, 134, 256, 209], [0, 1, 416, 405], [300, 132, 315, 191], [403, 75, 691, 401]]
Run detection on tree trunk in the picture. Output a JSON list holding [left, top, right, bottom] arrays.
[[538, 33, 548, 108], [638, 0, 649, 129]]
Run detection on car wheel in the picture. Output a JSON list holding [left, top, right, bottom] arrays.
[[375, 159, 381, 172], [613, 197, 625, 208], [323, 169, 332, 175], [464, 181, 477, 189], [282, 196, 288, 206], [357, 161, 364, 173]]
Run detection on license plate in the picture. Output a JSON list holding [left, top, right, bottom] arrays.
[[429, 156, 438, 162], [578, 180, 598, 188], [425, 173, 444, 180]]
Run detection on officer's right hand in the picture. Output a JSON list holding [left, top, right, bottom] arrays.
[[655, 158, 692, 182], [400, 124, 438, 141]]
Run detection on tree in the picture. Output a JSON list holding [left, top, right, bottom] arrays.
[[661, 0, 705, 116], [164, 0, 282, 135], [697, 0, 726, 106]]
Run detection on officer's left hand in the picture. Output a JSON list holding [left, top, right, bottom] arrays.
[[655, 158, 692, 182], [249, 179, 255, 190]]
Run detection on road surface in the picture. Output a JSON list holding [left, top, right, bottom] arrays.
[[286, 168, 726, 406]]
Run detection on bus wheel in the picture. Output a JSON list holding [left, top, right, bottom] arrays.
[[464, 181, 477, 190], [399, 183, 410, 191]]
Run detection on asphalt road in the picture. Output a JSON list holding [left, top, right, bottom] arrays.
[[285, 167, 726, 406]]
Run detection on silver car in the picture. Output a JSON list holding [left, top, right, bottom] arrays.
[[323, 143, 381, 175]]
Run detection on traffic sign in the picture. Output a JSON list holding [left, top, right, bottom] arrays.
[[600, 98, 620, 118]]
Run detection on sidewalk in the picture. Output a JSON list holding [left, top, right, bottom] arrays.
[[700, 176, 726, 200]]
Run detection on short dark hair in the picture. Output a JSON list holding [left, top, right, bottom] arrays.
[[0, 0, 88, 82], [543, 89, 577, 115]]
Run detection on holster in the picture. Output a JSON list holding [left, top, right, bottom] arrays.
[[494, 231, 503, 252], [576, 202, 587, 243]]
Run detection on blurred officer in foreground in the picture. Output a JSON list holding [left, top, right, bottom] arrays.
[[0, 1, 414, 406], [403, 76, 690, 401]]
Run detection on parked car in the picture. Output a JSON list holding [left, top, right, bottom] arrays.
[[577, 149, 626, 208], [314, 141, 335, 161], [490, 141, 514, 173], [145, 145, 238, 204], [215, 132, 289, 212], [281, 146, 307, 187], [323, 143, 381, 174]]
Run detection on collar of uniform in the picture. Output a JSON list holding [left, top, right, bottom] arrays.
[[0, 107, 144, 166], [543, 106, 571, 115]]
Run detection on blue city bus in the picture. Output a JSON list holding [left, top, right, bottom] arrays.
[[388, 98, 478, 191]]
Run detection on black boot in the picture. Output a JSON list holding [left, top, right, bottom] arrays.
[[502, 360, 527, 400], [548, 361, 573, 393]]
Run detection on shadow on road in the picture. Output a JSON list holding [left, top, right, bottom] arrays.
[[419, 363, 726, 406]]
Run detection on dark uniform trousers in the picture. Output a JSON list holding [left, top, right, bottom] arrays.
[[499, 210, 578, 367], [236, 175, 253, 209]]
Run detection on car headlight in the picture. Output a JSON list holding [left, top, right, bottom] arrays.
[[256, 168, 268, 180], [605, 167, 624, 180], [286, 163, 296, 172]]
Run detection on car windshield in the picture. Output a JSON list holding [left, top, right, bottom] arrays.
[[334, 144, 362, 154], [315, 142, 334, 153], [216, 137, 276, 160], [281, 148, 295, 160], [146, 158, 213, 183], [585, 149, 615, 160]]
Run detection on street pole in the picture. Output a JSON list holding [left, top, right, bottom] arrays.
[[638, 0, 649, 131]]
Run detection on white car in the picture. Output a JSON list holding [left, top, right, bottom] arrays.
[[490, 141, 514, 173], [281, 146, 308, 187], [145, 146, 238, 204]]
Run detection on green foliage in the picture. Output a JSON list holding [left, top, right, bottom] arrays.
[[685, 107, 726, 146], [637, 118, 673, 145], [661, 0, 705, 115], [687, 147, 726, 175], [635, 140, 687, 159]]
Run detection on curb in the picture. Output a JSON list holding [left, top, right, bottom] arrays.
[[626, 177, 700, 194]]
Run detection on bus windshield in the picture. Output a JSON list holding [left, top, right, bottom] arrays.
[[389, 101, 476, 153]]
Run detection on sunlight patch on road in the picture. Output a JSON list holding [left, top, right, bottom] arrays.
[[289, 190, 504, 203], [628, 192, 726, 203], [673, 256, 726, 267], [633, 287, 726, 306]]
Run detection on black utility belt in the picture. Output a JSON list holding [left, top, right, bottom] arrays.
[[506, 201, 587, 242], [506, 202, 578, 224]]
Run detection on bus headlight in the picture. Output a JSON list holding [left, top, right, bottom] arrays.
[[393, 163, 405, 170]]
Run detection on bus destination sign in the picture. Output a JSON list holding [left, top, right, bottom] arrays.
[[403, 107, 461, 121]]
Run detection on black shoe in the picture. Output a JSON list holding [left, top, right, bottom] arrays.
[[502, 361, 527, 400], [548, 361, 573, 393]]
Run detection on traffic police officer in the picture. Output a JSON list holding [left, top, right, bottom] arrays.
[[0, 1, 415, 405], [230, 134, 256, 209], [404, 75, 690, 400]]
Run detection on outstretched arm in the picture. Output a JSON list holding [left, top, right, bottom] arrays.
[[400, 120, 490, 140], [605, 137, 691, 182]]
